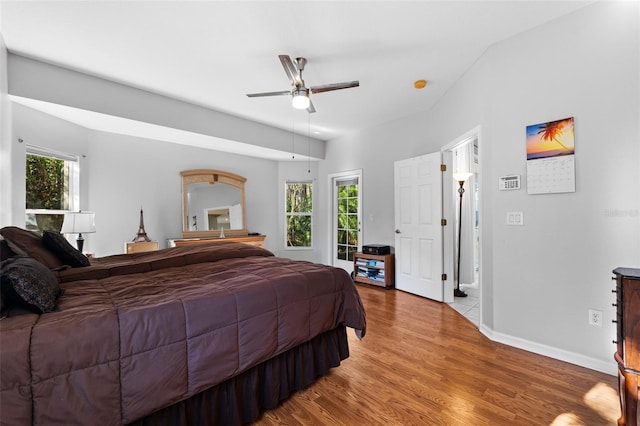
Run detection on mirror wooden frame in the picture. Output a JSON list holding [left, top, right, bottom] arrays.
[[181, 169, 248, 238]]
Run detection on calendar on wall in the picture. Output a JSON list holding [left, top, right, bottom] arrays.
[[525, 117, 575, 195]]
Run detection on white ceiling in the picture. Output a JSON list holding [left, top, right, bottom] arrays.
[[1, 1, 593, 145]]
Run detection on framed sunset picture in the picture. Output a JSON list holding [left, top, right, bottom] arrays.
[[526, 117, 575, 160], [526, 117, 576, 195]]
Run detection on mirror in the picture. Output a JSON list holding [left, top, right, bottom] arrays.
[[181, 169, 247, 238]]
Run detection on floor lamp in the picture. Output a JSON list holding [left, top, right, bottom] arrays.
[[453, 172, 473, 298]]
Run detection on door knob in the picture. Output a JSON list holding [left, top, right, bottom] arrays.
[[395, 229, 401, 234]]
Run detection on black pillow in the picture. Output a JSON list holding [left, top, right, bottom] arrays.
[[42, 231, 90, 268], [0, 257, 62, 314]]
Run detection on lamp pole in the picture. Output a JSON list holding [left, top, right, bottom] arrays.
[[453, 172, 472, 298]]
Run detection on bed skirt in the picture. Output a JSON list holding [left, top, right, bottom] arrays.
[[129, 325, 349, 425]]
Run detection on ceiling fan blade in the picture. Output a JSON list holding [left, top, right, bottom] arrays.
[[278, 55, 301, 86], [246, 90, 291, 98], [307, 100, 316, 114], [310, 81, 359, 94]]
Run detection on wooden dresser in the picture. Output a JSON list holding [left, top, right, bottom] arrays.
[[613, 267, 640, 426], [168, 235, 266, 248]]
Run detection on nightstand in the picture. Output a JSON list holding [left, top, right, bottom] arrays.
[[124, 241, 159, 254]]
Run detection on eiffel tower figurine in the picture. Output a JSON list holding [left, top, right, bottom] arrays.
[[132, 207, 151, 242]]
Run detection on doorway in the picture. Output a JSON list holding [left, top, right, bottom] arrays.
[[328, 170, 363, 273], [442, 129, 481, 325]]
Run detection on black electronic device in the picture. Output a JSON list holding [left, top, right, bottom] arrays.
[[362, 244, 391, 255]]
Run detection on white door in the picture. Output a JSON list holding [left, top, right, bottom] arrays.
[[394, 152, 444, 301], [329, 170, 362, 273]]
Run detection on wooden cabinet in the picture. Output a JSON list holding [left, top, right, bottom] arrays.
[[168, 235, 266, 248], [613, 267, 640, 426], [353, 252, 394, 289]]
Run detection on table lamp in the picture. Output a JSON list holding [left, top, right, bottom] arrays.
[[61, 211, 96, 252]]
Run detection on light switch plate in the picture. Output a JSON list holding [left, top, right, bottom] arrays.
[[507, 211, 524, 225]]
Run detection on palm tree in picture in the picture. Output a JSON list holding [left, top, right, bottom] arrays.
[[537, 119, 572, 151]]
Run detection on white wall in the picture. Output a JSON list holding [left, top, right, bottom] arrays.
[[320, 1, 639, 373], [86, 131, 279, 256], [480, 2, 639, 368], [11, 104, 280, 257], [0, 30, 12, 227], [317, 119, 435, 263]]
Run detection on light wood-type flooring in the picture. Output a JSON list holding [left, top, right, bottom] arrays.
[[255, 283, 620, 425]]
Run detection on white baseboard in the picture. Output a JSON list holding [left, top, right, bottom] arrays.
[[479, 324, 617, 376]]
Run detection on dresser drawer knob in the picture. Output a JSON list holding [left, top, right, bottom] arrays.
[[612, 303, 618, 307], [612, 289, 618, 293], [613, 340, 618, 344], [612, 320, 618, 324]]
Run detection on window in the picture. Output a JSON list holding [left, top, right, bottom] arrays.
[[25, 146, 79, 232], [285, 181, 312, 248]]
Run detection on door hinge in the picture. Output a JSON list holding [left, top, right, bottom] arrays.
[[440, 164, 446, 172], [441, 273, 447, 281], [441, 218, 447, 226]]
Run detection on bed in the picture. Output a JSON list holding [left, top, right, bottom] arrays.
[[0, 227, 366, 425]]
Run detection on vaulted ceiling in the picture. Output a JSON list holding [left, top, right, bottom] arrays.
[[1, 1, 592, 145]]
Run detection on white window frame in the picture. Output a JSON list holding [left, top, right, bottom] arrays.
[[25, 145, 80, 230], [284, 180, 313, 250]]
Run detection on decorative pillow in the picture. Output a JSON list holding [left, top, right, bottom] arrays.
[[0, 226, 65, 270], [42, 231, 90, 268], [0, 257, 62, 314]]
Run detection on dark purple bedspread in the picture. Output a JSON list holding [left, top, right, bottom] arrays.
[[0, 243, 366, 425]]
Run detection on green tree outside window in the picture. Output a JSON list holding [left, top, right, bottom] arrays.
[[286, 182, 312, 247], [25, 153, 70, 232], [336, 184, 358, 261]]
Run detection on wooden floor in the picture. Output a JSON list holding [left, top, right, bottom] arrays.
[[255, 284, 620, 425]]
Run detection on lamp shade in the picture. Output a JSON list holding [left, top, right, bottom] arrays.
[[453, 172, 473, 183], [61, 211, 96, 234]]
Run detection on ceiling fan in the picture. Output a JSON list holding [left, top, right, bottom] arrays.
[[246, 55, 359, 113]]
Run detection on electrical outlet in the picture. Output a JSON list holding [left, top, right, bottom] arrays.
[[588, 309, 603, 327], [507, 211, 524, 226]]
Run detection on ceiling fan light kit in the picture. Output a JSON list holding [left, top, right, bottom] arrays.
[[247, 54, 359, 113], [292, 88, 310, 109]]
